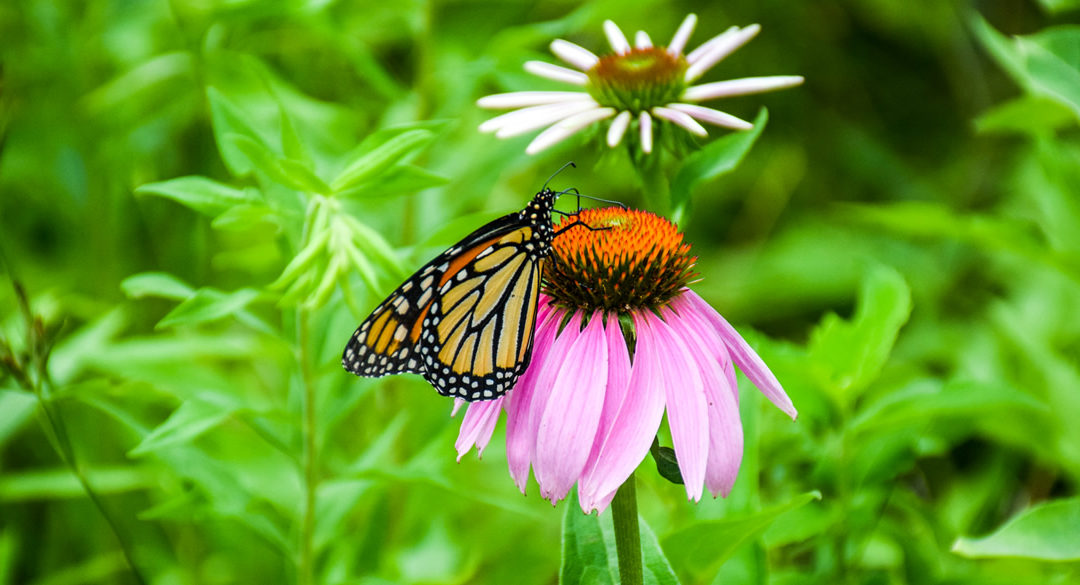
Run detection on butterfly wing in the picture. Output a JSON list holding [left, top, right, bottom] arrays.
[[343, 212, 546, 401]]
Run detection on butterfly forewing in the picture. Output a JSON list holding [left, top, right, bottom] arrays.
[[343, 192, 557, 401]]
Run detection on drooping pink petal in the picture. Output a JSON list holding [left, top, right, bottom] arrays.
[[451, 398, 466, 417], [650, 311, 709, 502], [581, 314, 633, 483], [667, 13, 697, 56], [455, 396, 505, 461], [662, 307, 742, 497], [535, 311, 609, 503], [682, 289, 797, 419], [504, 300, 560, 491], [670, 294, 738, 403], [578, 312, 666, 512]]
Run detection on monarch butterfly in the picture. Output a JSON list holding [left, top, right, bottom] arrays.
[[342, 167, 614, 401]]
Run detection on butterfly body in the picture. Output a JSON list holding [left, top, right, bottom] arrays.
[[343, 188, 559, 401]]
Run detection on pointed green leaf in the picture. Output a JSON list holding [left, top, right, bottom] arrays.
[[808, 264, 911, 399], [207, 87, 271, 176], [135, 176, 256, 217], [156, 288, 262, 330], [670, 108, 768, 216], [120, 272, 193, 301], [331, 129, 435, 192], [953, 497, 1080, 560], [662, 491, 821, 580], [561, 504, 616, 585], [129, 395, 241, 457]]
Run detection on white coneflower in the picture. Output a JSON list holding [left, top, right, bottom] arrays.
[[477, 14, 804, 155]]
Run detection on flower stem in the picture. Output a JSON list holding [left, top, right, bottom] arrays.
[[611, 472, 643, 585], [298, 312, 319, 585], [635, 160, 671, 216]]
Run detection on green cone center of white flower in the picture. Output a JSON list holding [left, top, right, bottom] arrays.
[[586, 48, 687, 113]]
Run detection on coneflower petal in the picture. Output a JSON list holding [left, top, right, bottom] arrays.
[[684, 24, 760, 82], [524, 61, 589, 86], [504, 301, 560, 491], [683, 75, 805, 101], [666, 103, 752, 131], [667, 13, 697, 56], [683, 289, 797, 419], [664, 306, 742, 497], [653, 106, 708, 136], [455, 397, 505, 461], [535, 311, 609, 503], [578, 312, 666, 511], [639, 111, 653, 153], [526, 107, 616, 154], [651, 311, 709, 501], [477, 91, 596, 109], [480, 100, 599, 138], [607, 110, 632, 147], [635, 31, 653, 49], [604, 20, 632, 54], [550, 39, 600, 71], [581, 315, 633, 484], [686, 26, 739, 63]]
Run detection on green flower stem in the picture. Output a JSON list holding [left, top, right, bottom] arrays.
[[298, 312, 319, 585], [635, 161, 671, 216], [611, 472, 643, 585]]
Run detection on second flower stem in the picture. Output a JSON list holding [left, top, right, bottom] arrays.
[[611, 472, 643, 585]]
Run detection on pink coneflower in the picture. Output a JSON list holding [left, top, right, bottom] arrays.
[[453, 207, 797, 513], [477, 14, 803, 155]]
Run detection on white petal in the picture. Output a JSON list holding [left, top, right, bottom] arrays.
[[607, 110, 632, 147], [479, 100, 600, 137], [639, 111, 653, 154], [684, 24, 761, 82], [635, 31, 653, 49], [683, 75, 805, 101], [652, 106, 708, 136], [525, 107, 616, 154], [604, 20, 631, 54], [667, 13, 697, 56], [524, 61, 589, 86], [667, 103, 753, 130], [686, 26, 739, 63], [477, 91, 594, 109], [550, 39, 599, 71]]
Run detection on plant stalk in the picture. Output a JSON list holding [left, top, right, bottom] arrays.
[[298, 313, 319, 585], [611, 472, 643, 585]]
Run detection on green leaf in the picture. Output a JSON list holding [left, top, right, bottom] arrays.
[[561, 504, 615, 585], [975, 95, 1077, 135], [0, 391, 36, 446], [1036, 0, 1080, 13], [670, 108, 768, 216], [135, 176, 256, 217], [953, 497, 1080, 560], [972, 19, 1080, 122], [336, 164, 449, 199], [207, 87, 271, 176], [662, 491, 821, 580], [808, 264, 912, 399], [120, 272, 193, 301], [640, 521, 680, 585], [210, 203, 282, 233], [156, 287, 263, 330], [277, 158, 331, 194], [331, 129, 435, 192], [129, 394, 242, 457]]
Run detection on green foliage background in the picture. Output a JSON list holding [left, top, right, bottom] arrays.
[[2, 0, 1080, 584]]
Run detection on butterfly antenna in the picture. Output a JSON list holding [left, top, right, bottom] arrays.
[[543, 161, 577, 191], [553, 189, 627, 211]]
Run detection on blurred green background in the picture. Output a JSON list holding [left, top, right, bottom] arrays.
[[2, 0, 1080, 584]]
